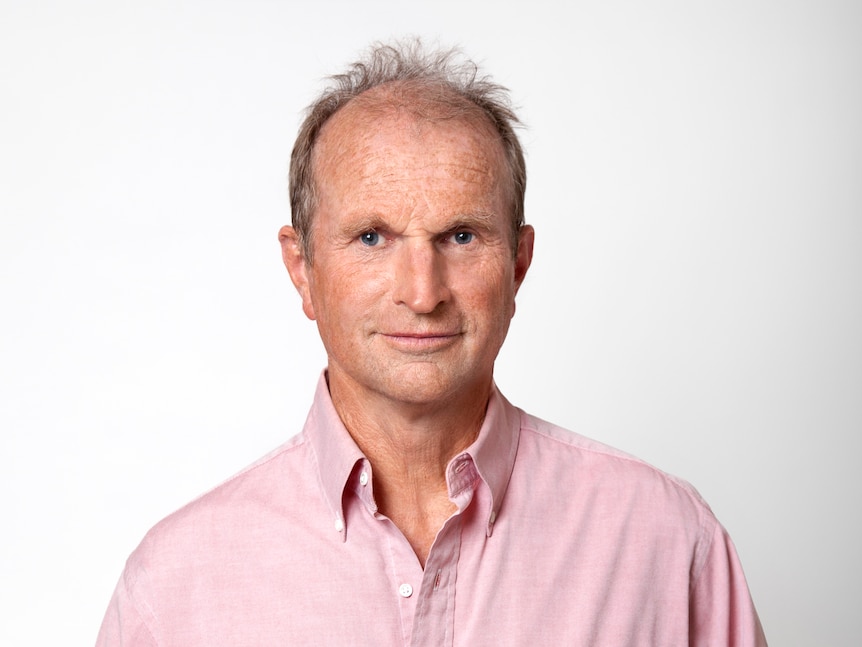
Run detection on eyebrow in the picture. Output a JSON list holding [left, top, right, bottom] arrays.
[[338, 211, 500, 239], [444, 211, 497, 233], [337, 215, 389, 240]]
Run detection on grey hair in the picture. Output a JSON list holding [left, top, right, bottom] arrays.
[[288, 39, 527, 261]]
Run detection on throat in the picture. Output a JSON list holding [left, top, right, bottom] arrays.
[[380, 492, 458, 568]]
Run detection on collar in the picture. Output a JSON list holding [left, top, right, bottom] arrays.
[[444, 385, 521, 536], [303, 371, 522, 540]]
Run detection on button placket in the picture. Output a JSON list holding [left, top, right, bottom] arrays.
[[407, 514, 463, 647]]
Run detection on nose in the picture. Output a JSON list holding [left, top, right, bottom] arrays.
[[392, 242, 451, 313]]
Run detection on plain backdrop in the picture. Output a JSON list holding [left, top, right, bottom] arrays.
[[1, 1, 860, 644]]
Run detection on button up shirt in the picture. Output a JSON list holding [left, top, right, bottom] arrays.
[[98, 374, 766, 646]]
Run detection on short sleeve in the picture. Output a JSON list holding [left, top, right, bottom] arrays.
[[96, 558, 158, 647], [689, 522, 768, 646]]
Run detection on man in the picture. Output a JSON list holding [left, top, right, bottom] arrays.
[[98, 41, 766, 645]]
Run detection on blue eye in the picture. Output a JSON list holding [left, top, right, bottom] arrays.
[[359, 231, 380, 246], [452, 231, 473, 245]]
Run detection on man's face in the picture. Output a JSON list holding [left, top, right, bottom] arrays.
[[281, 98, 533, 409]]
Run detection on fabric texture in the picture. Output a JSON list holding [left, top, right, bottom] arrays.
[[97, 373, 766, 646]]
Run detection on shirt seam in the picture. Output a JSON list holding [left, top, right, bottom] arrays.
[[169, 434, 309, 512], [518, 419, 713, 513], [688, 515, 719, 593], [122, 544, 161, 645]]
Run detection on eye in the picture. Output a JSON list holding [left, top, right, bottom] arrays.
[[452, 231, 474, 245], [359, 231, 380, 246]]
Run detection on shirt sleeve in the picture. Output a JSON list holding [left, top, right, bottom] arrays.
[[689, 522, 768, 646], [96, 563, 159, 647]]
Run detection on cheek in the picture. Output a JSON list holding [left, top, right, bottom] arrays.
[[457, 263, 516, 325], [311, 260, 384, 327]]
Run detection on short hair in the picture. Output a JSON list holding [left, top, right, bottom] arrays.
[[289, 39, 527, 261]]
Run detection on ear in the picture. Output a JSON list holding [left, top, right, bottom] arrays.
[[513, 224, 534, 296], [278, 225, 316, 321]]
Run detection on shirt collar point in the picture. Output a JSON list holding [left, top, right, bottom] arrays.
[[486, 509, 498, 536]]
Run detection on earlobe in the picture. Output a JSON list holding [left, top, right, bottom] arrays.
[[278, 225, 316, 321]]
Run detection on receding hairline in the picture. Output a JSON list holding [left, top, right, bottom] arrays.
[[306, 81, 515, 240]]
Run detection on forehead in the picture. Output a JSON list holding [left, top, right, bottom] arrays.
[[312, 85, 509, 204]]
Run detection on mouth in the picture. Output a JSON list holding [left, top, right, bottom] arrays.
[[377, 331, 462, 353]]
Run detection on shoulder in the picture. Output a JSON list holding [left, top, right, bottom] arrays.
[[108, 432, 336, 642], [129, 432, 316, 569], [514, 409, 715, 529]]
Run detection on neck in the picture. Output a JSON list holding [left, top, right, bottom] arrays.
[[327, 370, 491, 566]]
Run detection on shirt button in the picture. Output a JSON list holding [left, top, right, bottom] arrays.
[[489, 510, 497, 524], [359, 471, 369, 486], [334, 518, 344, 532], [398, 583, 413, 598]]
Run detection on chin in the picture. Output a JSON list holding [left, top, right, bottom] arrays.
[[373, 365, 488, 407]]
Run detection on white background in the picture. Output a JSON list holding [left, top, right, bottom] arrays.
[[2, 1, 860, 644]]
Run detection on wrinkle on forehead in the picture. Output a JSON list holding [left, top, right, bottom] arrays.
[[314, 81, 507, 189], [361, 147, 499, 191], [336, 139, 502, 218], [320, 124, 504, 195]]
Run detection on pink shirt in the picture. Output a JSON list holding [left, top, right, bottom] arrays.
[[98, 374, 766, 646]]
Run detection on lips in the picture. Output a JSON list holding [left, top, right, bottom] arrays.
[[384, 331, 460, 338], [377, 331, 463, 353]]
